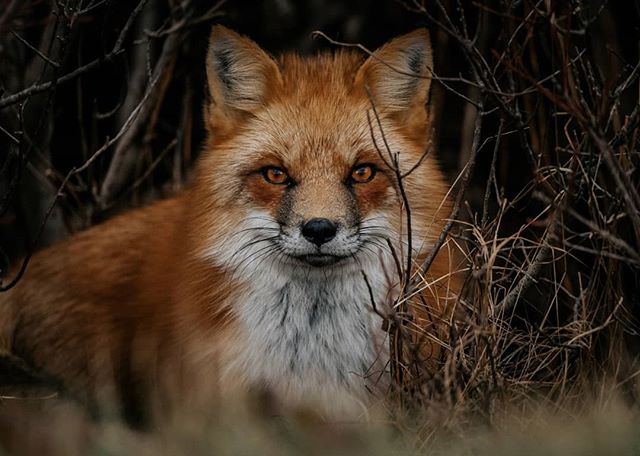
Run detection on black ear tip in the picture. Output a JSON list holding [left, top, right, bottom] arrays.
[[407, 47, 425, 74], [402, 29, 433, 75], [407, 28, 431, 41], [209, 25, 246, 51], [402, 29, 433, 58], [210, 24, 233, 39]]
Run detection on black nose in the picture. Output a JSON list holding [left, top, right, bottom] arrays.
[[301, 218, 337, 246]]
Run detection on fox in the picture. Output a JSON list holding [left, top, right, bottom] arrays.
[[0, 26, 461, 426]]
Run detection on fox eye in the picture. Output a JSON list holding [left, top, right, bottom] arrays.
[[350, 164, 376, 184], [262, 166, 289, 185]]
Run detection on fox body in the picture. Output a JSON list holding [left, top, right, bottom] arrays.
[[0, 27, 460, 424]]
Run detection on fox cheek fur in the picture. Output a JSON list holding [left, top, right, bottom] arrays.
[[0, 25, 462, 424]]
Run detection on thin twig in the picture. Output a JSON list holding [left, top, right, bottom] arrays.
[[0, 0, 150, 109]]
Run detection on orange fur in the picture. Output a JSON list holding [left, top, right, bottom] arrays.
[[0, 26, 462, 425]]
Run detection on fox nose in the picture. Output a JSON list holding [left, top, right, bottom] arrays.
[[301, 218, 337, 246]]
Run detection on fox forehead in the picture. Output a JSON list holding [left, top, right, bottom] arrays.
[[245, 106, 370, 173], [225, 52, 379, 174]]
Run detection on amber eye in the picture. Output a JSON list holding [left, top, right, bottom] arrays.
[[350, 164, 376, 183], [262, 166, 289, 185]]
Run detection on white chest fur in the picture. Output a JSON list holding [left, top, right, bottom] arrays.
[[227, 265, 390, 414]]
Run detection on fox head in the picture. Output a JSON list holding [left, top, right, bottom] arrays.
[[191, 26, 452, 280]]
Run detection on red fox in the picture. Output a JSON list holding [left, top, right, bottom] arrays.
[[0, 26, 461, 425]]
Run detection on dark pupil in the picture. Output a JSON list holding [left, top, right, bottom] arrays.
[[357, 167, 367, 176]]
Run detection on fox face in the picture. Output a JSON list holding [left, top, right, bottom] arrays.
[[194, 27, 449, 281], [222, 110, 398, 269]]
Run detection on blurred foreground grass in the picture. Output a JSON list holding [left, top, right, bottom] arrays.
[[1, 395, 640, 456]]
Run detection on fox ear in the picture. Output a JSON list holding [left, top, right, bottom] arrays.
[[206, 26, 281, 130], [355, 29, 433, 113]]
